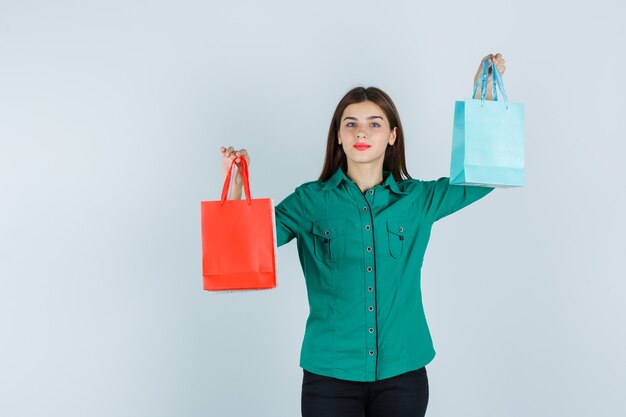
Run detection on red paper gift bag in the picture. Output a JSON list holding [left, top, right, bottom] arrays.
[[201, 157, 277, 291]]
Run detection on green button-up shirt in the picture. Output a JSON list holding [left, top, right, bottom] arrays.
[[274, 165, 494, 382]]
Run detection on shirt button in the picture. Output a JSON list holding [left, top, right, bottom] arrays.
[[324, 230, 331, 236], [398, 227, 404, 233], [368, 328, 375, 333], [369, 350, 375, 356], [365, 225, 371, 230], [362, 206, 368, 212], [369, 189, 374, 195], [367, 266, 373, 272], [366, 246, 372, 252], [367, 286, 373, 292], [368, 306, 374, 312]]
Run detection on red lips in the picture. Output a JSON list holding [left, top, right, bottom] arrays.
[[354, 143, 371, 151]]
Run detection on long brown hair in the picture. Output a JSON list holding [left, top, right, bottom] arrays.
[[318, 86, 411, 182]]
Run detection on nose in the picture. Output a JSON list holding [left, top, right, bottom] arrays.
[[357, 129, 367, 139]]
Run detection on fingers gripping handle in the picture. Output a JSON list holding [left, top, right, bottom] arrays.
[[472, 58, 495, 103], [220, 157, 252, 206], [472, 57, 510, 109]]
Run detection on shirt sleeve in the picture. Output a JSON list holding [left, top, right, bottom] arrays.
[[274, 189, 302, 247], [425, 177, 495, 222]]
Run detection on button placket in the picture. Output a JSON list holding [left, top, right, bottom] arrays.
[[361, 204, 375, 303], [361, 187, 378, 374]]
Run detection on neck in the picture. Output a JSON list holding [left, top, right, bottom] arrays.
[[346, 161, 385, 193]]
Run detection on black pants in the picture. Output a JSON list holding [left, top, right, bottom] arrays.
[[301, 367, 429, 417]]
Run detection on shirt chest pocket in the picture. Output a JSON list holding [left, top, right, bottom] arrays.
[[387, 216, 410, 259], [311, 219, 347, 263]]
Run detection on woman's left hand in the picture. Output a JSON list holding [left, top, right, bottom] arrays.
[[473, 53, 506, 100]]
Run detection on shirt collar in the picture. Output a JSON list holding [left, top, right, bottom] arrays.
[[322, 165, 408, 195]]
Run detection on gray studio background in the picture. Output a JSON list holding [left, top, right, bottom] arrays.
[[1, 1, 624, 416]]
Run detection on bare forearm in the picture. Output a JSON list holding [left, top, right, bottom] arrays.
[[473, 79, 496, 100], [229, 183, 243, 200]]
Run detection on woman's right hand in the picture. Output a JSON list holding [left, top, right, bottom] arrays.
[[220, 146, 251, 200], [473, 53, 506, 100]]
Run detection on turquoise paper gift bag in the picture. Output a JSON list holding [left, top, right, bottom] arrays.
[[450, 57, 525, 187]]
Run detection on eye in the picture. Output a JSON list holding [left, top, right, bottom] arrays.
[[371, 122, 381, 127], [345, 122, 356, 128]]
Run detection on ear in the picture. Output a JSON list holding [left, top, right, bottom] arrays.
[[389, 127, 397, 146]]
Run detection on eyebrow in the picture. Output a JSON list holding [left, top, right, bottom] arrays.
[[343, 116, 385, 121]]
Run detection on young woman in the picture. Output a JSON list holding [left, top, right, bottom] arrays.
[[219, 53, 506, 417]]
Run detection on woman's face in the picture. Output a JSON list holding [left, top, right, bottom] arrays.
[[338, 100, 397, 168]]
